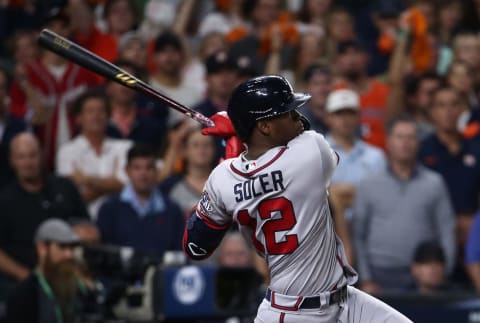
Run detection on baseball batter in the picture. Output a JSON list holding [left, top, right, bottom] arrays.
[[183, 75, 412, 322]]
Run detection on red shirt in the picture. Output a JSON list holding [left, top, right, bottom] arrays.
[[9, 60, 99, 169]]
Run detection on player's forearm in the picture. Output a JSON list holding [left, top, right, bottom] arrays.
[[183, 212, 230, 260], [0, 249, 30, 281]]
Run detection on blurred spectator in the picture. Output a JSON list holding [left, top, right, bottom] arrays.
[[217, 230, 269, 281], [295, 0, 332, 35], [198, 0, 246, 37], [334, 40, 391, 149], [4, 218, 96, 323], [8, 30, 39, 67], [117, 31, 148, 71], [446, 60, 479, 111], [435, 0, 463, 47], [228, 0, 298, 75], [368, 0, 404, 76], [412, 0, 436, 30], [9, 10, 99, 170], [266, 28, 325, 88], [325, 89, 386, 264], [297, 64, 332, 134], [452, 33, 480, 84], [466, 210, 480, 291], [97, 144, 184, 260], [149, 30, 203, 127], [56, 89, 132, 219], [0, 133, 89, 299], [217, 231, 254, 268], [323, 6, 356, 62], [419, 86, 480, 245], [405, 72, 442, 141], [354, 116, 455, 294], [411, 240, 462, 295], [160, 125, 217, 217], [137, 0, 181, 39], [0, 67, 28, 188], [181, 31, 230, 103], [71, 0, 138, 63], [194, 50, 238, 117], [105, 60, 165, 149]]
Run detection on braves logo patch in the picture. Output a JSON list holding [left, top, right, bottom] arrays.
[[199, 191, 214, 215]]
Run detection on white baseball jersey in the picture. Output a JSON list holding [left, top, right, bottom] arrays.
[[197, 130, 358, 296]]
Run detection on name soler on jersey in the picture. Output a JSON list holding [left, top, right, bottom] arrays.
[[234, 170, 285, 202]]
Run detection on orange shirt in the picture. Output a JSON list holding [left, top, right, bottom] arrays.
[[335, 79, 389, 150]]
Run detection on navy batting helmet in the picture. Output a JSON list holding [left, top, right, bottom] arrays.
[[227, 75, 311, 140]]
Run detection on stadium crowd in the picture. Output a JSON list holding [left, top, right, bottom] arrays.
[[1, 0, 480, 321]]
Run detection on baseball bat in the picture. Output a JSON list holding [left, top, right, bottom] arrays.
[[37, 29, 214, 127]]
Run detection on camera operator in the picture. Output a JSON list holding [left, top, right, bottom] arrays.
[[4, 218, 99, 323]]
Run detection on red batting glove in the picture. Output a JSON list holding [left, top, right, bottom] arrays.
[[201, 112, 236, 138], [202, 112, 245, 159], [225, 136, 244, 159]]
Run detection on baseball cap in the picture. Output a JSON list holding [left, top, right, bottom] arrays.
[[413, 241, 446, 264], [205, 51, 237, 75], [154, 31, 183, 53], [34, 218, 80, 245], [326, 89, 360, 113], [235, 55, 260, 77]]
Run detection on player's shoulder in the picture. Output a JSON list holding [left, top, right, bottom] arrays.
[[289, 130, 331, 153], [209, 158, 233, 179], [290, 130, 326, 144]]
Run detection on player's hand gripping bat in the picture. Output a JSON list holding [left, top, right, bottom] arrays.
[[37, 29, 214, 127]]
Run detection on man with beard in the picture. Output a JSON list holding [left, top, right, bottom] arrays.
[[4, 218, 87, 323], [334, 41, 391, 150]]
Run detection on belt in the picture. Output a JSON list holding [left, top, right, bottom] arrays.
[[265, 286, 347, 310]]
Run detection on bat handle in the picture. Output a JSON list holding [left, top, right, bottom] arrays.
[[191, 112, 215, 127]]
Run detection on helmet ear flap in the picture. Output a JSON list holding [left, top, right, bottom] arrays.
[[297, 112, 311, 130]]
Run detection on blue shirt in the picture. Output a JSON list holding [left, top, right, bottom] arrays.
[[466, 211, 480, 264], [119, 185, 165, 218], [419, 134, 480, 214], [96, 188, 184, 259], [326, 135, 387, 186]]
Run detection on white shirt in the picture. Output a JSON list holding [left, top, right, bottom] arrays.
[[56, 135, 133, 218]]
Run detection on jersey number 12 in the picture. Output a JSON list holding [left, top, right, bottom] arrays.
[[238, 197, 299, 255]]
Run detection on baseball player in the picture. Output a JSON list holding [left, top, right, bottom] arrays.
[[183, 75, 412, 322]]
